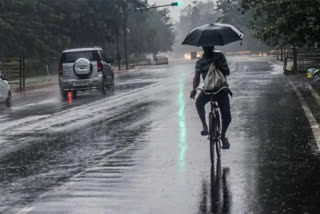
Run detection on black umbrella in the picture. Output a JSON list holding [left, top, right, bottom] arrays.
[[182, 23, 244, 47]]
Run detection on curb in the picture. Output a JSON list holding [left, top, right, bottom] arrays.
[[272, 57, 320, 107]]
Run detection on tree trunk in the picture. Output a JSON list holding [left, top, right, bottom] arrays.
[[124, 27, 128, 70], [293, 46, 298, 73], [115, 29, 121, 71]]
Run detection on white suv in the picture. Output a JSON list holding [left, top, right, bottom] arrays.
[[59, 47, 114, 98], [0, 70, 11, 107]]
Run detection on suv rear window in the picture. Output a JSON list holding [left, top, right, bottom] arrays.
[[61, 51, 100, 63]]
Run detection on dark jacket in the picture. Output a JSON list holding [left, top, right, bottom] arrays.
[[195, 51, 230, 80]]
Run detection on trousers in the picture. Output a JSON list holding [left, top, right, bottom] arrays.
[[195, 90, 231, 137]]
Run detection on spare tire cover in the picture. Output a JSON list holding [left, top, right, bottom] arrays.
[[73, 58, 92, 77]]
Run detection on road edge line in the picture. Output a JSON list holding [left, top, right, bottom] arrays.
[[289, 81, 320, 151], [308, 84, 320, 106]]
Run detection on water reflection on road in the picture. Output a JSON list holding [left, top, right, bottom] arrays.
[[1, 58, 320, 213], [199, 159, 231, 214]]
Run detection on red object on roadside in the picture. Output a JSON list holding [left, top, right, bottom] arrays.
[[97, 61, 103, 72], [68, 91, 72, 104]]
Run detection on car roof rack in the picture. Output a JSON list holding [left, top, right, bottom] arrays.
[[63, 47, 103, 53]]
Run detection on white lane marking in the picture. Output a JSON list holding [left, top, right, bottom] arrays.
[[289, 82, 320, 151], [16, 206, 34, 214]]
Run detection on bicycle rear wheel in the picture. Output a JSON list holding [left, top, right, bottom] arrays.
[[209, 113, 215, 164]]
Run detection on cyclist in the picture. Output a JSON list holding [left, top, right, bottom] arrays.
[[190, 46, 231, 149]]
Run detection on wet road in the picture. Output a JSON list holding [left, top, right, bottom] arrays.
[[1, 57, 320, 214]]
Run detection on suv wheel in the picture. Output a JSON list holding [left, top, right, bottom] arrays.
[[100, 78, 107, 95], [107, 82, 115, 95], [6, 92, 11, 107]]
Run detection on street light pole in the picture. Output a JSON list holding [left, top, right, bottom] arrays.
[[112, 3, 122, 72], [122, 4, 129, 71], [118, 1, 182, 71], [115, 28, 121, 72], [137, 2, 182, 11]]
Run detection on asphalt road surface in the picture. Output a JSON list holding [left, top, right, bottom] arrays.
[[0, 56, 320, 214]]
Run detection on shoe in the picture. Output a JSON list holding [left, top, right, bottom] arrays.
[[201, 130, 208, 136], [222, 137, 230, 149]]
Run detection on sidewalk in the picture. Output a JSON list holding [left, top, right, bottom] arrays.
[[272, 59, 320, 151], [270, 57, 318, 95]]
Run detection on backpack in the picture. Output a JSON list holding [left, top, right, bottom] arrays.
[[202, 61, 229, 92]]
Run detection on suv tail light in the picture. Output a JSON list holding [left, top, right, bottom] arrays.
[[97, 61, 103, 72], [59, 64, 63, 75]]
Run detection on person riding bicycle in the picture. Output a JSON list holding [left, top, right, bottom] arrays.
[[190, 46, 231, 149]]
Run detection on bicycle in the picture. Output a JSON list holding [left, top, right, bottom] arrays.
[[197, 88, 225, 164]]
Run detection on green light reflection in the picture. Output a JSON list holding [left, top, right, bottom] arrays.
[[178, 77, 187, 171]]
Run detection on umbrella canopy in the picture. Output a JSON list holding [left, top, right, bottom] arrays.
[[182, 23, 244, 47]]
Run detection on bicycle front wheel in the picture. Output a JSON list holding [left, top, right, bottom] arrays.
[[214, 110, 221, 159], [209, 113, 215, 164]]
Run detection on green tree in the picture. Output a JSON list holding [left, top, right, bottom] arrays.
[[0, 0, 175, 73], [175, 1, 221, 53], [240, 0, 320, 71], [216, 0, 271, 52]]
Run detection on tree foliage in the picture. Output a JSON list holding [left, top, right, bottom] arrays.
[[177, 1, 220, 40], [127, 8, 174, 55], [240, 0, 320, 47], [216, 0, 271, 52], [176, 0, 269, 52], [175, 1, 221, 53], [0, 0, 175, 59]]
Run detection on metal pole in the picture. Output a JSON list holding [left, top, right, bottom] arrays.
[[124, 26, 128, 70], [22, 57, 25, 91], [120, 2, 129, 70], [23, 57, 25, 90], [137, 3, 173, 11], [19, 57, 22, 92], [113, 3, 121, 72]]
